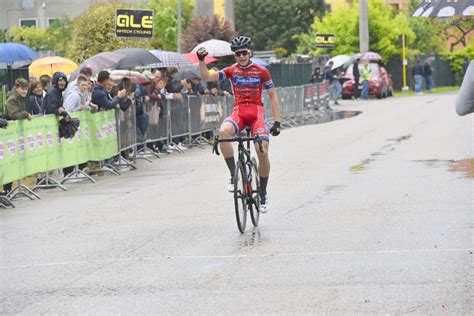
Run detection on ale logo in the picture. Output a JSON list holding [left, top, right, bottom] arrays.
[[0, 141, 3, 160], [8, 139, 16, 156], [46, 131, 54, 148], [18, 136, 26, 154], [315, 34, 335, 48], [116, 9, 154, 38], [37, 132, 44, 148], [85, 126, 90, 140], [28, 134, 36, 150], [77, 127, 82, 141]]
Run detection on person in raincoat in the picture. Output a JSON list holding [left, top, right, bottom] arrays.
[[360, 60, 371, 100], [455, 61, 473, 116]]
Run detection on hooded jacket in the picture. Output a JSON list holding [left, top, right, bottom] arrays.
[[42, 72, 68, 115], [5, 89, 28, 120]]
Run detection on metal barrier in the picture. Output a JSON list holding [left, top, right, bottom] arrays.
[[1, 81, 335, 207]]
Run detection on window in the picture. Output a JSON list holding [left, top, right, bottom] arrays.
[[19, 19, 37, 28], [47, 18, 57, 27]]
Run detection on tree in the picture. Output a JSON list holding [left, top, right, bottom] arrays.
[[8, 15, 72, 55], [48, 15, 72, 54], [8, 26, 53, 51], [439, 17, 473, 52], [147, 0, 194, 51], [234, 0, 325, 53], [182, 15, 237, 52], [67, 3, 149, 63], [296, 0, 415, 61], [409, 18, 444, 56]]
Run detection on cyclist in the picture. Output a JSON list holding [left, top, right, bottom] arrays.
[[197, 36, 281, 213]]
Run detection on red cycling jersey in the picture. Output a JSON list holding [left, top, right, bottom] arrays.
[[218, 62, 274, 141], [218, 62, 274, 106]]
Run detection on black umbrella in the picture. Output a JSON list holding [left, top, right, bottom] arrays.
[[412, 0, 473, 17], [59, 114, 80, 139], [71, 51, 127, 80], [113, 48, 161, 69]]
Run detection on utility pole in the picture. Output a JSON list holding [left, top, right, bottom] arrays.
[[177, 0, 182, 53], [359, 0, 369, 53]]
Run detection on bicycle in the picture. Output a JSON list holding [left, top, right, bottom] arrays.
[[212, 127, 264, 233]]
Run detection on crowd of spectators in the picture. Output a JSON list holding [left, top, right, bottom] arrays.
[[0, 66, 234, 195]]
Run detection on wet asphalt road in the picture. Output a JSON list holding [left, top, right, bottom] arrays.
[[1, 93, 473, 314]]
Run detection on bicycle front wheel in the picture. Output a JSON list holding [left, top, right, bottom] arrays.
[[234, 160, 248, 233], [249, 158, 260, 227]]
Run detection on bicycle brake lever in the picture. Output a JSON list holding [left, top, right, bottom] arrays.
[[212, 135, 220, 156]]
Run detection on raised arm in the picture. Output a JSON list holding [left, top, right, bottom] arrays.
[[197, 48, 220, 82]]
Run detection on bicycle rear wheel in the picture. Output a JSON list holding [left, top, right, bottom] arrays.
[[249, 158, 260, 227], [233, 160, 247, 233]]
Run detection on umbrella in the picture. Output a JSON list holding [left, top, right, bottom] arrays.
[[361, 51, 382, 61], [412, 0, 473, 17], [0, 43, 38, 63], [342, 53, 363, 68], [113, 48, 161, 69], [59, 116, 80, 139], [191, 39, 233, 57], [175, 66, 201, 80], [71, 51, 127, 80], [183, 52, 218, 64], [109, 70, 151, 84], [143, 50, 191, 68], [326, 55, 351, 69], [423, 56, 435, 64], [29, 56, 78, 78], [251, 57, 269, 67]]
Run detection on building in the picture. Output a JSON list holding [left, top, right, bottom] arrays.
[[0, 0, 234, 31], [193, 0, 234, 23]]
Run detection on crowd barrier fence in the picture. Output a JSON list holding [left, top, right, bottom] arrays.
[[0, 82, 331, 206]]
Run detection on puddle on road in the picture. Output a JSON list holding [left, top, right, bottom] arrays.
[[332, 111, 362, 121], [236, 231, 265, 248], [350, 159, 374, 174], [413, 159, 474, 179], [387, 134, 412, 142]]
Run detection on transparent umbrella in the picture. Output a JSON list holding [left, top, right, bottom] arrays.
[[191, 39, 233, 57], [412, 0, 473, 17]]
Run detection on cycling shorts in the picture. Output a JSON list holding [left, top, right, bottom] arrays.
[[224, 105, 269, 142]]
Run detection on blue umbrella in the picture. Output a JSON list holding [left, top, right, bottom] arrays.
[[0, 43, 38, 63], [251, 57, 269, 67]]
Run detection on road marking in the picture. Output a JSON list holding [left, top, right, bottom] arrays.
[[1, 248, 470, 270]]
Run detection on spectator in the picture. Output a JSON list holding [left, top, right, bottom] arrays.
[[63, 75, 95, 113], [27, 80, 43, 115], [2, 78, 32, 196], [5, 79, 32, 121], [412, 58, 424, 94], [65, 67, 94, 108], [325, 62, 341, 105], [353, 60, 361, 99], [62, 74, 91, 176], [91, 71, 126, 111], [43, 72, 68, 115], [309, 67, 324, 84], [39, 74, 51, 96], [360, 59, 371, 100], [423, 62, 433, 92], [455, 61, 473, 116]]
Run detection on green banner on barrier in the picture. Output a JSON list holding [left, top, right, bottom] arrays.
[[0, 111, 118, 185]]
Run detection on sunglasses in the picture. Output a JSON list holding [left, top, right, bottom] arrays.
[[234, 50, 249, 57]]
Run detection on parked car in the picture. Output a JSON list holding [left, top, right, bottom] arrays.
[[341, 63, 393, 99]]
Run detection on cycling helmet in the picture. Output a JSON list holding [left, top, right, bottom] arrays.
[[230, 36, 252, 52]]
